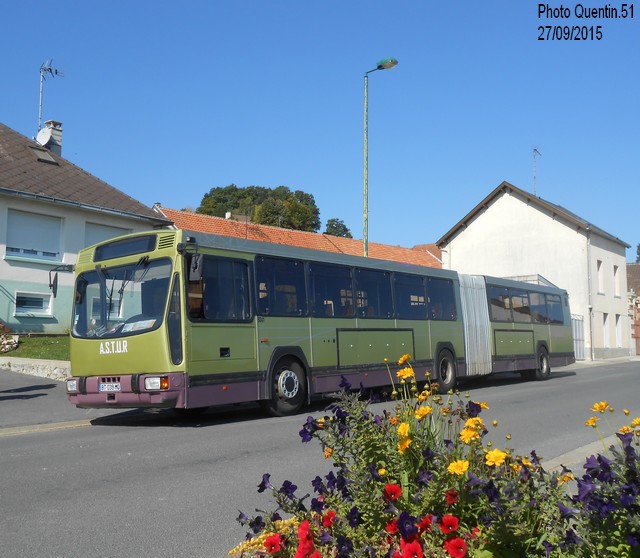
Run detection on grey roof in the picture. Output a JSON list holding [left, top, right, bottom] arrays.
[[0, 122, 171, 226], [436, 181, 630, 248]]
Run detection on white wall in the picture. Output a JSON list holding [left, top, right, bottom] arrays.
[[0, 195, 156, 334], [440, 189, 629, 359]]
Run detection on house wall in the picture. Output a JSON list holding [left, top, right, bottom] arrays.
[[0, 195, 154, 334], [440, 189, 629, 360]]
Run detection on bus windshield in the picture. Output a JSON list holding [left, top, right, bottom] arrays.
[[72, 258, 172, 339]]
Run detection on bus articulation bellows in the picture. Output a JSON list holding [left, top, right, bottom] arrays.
[[66, 229, 575, 416]]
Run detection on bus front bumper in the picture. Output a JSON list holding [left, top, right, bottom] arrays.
[[65, 373, 185, 409]]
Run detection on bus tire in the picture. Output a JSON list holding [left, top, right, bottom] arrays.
[[535, 347, 551, 381], [261, 358, 307, 417], [436, 349, 457, 393]]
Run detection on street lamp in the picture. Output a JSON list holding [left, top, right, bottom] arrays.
[[363, 57, 398, 257]]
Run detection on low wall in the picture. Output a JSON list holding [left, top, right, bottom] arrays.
[[0, 356, 70, 382]]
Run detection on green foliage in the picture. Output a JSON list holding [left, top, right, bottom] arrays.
[[324, 218, 353, 238], [197, 184, 321, 232], [636, 243, 640, 263]]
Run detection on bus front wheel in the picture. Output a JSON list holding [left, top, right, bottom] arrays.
[[261, 358, 307, 417], [436, 349, 457, 393]]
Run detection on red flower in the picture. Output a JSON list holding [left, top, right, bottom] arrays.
[[439, 514, 459, 534], [401, 539, 424, 558], [308, 552, 322, 558], [392, 552, 402, 558], [385, 519, 399, 535], [322, 510, 337, 528], [264, 533, 282, 554], [445, 489, 458, 505], [444, 536, 467, 558], [294, 520, 317, 558], [417, 514, 433, 533], [383, 483, 403, 501]]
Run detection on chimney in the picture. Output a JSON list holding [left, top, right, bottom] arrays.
[[36, 120, 63, 155]]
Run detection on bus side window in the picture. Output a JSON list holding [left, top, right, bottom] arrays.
[[546, 294, 564, 324], [529, 291, 547, 323], [488, 285, 512, 322], [310, 263, 353, 318], [394, 274, 427, 320], [428, 277, 457, 321]]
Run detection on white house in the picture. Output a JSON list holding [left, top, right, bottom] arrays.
[[436, 181, 630, 360], [0, 121, 170, 334]]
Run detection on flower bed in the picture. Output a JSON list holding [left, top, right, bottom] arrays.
[[229, 356, 640, 557]]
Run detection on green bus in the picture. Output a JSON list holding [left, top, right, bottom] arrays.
[[65, 229, 575, 416]]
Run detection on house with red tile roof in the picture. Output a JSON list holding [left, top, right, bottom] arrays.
[[154, 205, 442, 269]]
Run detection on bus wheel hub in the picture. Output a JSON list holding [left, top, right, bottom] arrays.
[[277, 370, 299, 399]]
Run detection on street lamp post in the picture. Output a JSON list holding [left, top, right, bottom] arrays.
[[363, 57, 398, 257]]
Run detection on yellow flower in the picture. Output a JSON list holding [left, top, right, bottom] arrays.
[[389, 416, 399, 425], [521, 457, 533, 468], [460, 427, 480, 444], [398, 353, 411, 365], [378, 468, 387, 477], [557, 472, 575, 486], [591, 401, 610, 414], [465, 417, 485, 430], [474, 401, 490, 410], [397, 367, 414, 381], [441, 407, 451, 416], [447, 460, 469, 476], [417, 390, 430, 403], [492, 420, 498, 428], [619, 425, 633, 435], [623, 409, 630, 416], [415, 406, 433, 420], [324, 447, 333, 459], [398, 436, 412, 454], [631, 417, 640, 428], [485, 448, 508, 467], [397, 422, 410, 437], [511, 464, 522, 474], [316, 418, 325, 429], [585, 416, 599, 428]]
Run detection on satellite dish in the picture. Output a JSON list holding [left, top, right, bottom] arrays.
[[36, 126, 53, 147]]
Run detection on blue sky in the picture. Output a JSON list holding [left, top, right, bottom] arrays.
[[4, 1, 638, 259]]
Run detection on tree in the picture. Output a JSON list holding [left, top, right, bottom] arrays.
[[324, 218, 353, 238], [197, 184, 321, 232], [636, 243, 640, 263]]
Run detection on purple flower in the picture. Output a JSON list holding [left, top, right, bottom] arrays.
[[299, 415, 318, 443], [542, 540, 555, 558], [417, 470, 433, 485], [466, 400, 482, 418], [339, 375, 352, 390], [319, 530, 333, 545], [575, 479, 597, 502], [346, 505, 362, 527], [236, 511, 250, 525], [397, 511, 418, 542], [257, 473, 272, 493], [367, 463, 383, 481], [279, 479, 297, 499], [422, 447, 437, 462], [310, 497, 325, 513], [249, 515, 265, 534], [311, 475, 325, 494], [558, 502, 576, 518], [271, 511, 282, 522], [335, 535, 354, 557]]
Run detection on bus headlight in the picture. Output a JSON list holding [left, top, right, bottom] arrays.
[[66, 379, 78, 393], [144, 377, 170, 390]]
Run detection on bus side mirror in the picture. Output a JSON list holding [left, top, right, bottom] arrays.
[[50, 273, 59, 298], [189, 254, 202, 282]]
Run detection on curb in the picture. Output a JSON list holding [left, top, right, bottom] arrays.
[[0, 356, 70, 382]]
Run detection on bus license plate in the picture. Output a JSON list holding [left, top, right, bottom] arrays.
[[99, 383, 121, 392]]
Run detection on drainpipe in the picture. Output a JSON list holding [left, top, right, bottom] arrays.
[[586, 227, 595, 360]]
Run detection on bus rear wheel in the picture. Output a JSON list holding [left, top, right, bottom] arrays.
[[534, 347, 551, 381], [436, 349, 456, 393], [261, 358, 307, 417]]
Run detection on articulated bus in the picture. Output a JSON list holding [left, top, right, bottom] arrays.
[[65, 229, 575, 416]]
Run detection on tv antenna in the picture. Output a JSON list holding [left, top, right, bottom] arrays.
[[38, 59, 63, 132], [533, 147, 542, 196]]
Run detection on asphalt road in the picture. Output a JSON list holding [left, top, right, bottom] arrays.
[[1, 358, 639, 557]]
